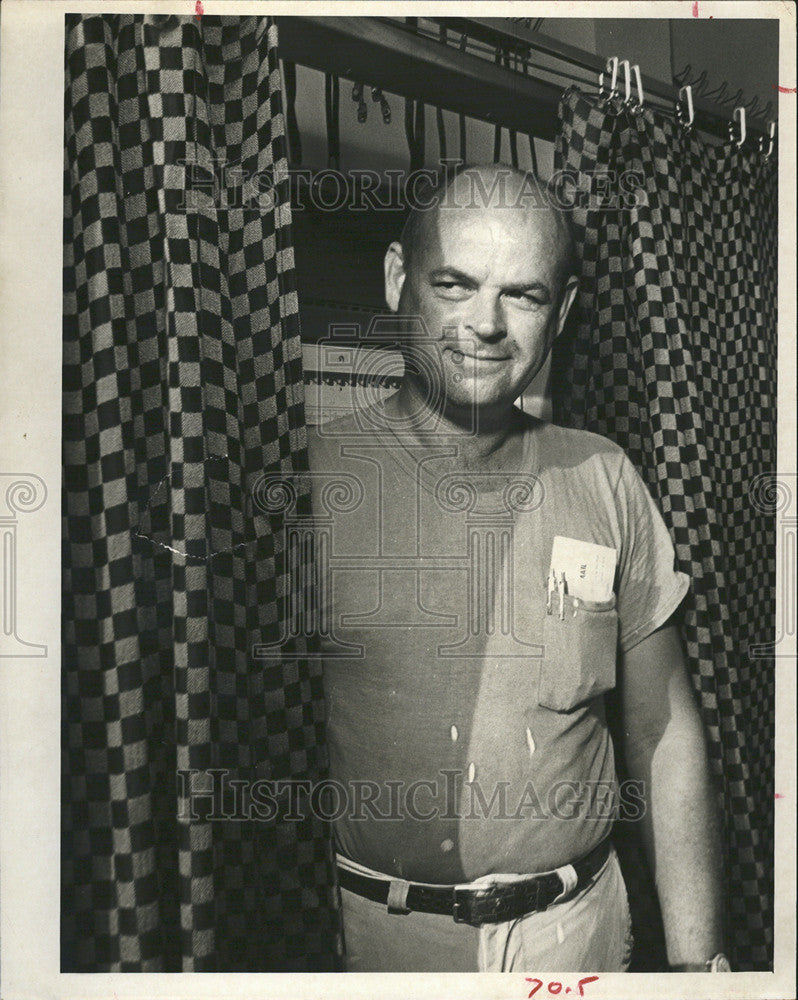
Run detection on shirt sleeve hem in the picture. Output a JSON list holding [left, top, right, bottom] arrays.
[[619, 571, 691, 653]]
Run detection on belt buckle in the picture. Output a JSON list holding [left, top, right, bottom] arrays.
[[452, 887, 472, 924], [454, 876, 545, 925]]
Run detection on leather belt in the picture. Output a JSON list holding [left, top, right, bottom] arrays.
[[337, 837, 611, 925]]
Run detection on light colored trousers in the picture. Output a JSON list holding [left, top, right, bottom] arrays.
[[339, 846, 633, 972]]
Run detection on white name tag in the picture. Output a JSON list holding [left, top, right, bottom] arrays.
[[549, 535, 617, 603]]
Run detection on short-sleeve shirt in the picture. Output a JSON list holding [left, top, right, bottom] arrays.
[[307, 412, 689, 883]]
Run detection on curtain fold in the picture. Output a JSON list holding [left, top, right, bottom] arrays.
[[62, 14, 341, 971], [552, 87, 776, 971]]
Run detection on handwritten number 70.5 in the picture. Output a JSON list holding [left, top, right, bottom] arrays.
[[526, 976, 599, 997]]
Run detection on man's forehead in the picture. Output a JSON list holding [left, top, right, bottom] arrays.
[[425, 200, 563, 269], [445, 166, 545, 206], [437, 170, 559, 236], [436, 201, 559, 238]]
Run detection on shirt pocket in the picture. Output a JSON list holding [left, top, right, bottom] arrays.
[[538, 592, 619, 713]]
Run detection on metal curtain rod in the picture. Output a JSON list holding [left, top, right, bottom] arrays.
[[442, 16, 771, 136], [276, 15, 563, 141], [276, 15, 771, 142]]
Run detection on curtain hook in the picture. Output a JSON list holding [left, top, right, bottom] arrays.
[[692, 69, 709, 97], [678, 85, 694, 128], [744, 95, 761, 118], [371, 86, 391, 124], [632, 64, 644, 110], [729, 106, 746, 147], [603, 56, 619, 99], [352, 82, 368, 123], [703, 80, 728, 103], [759, 120, 776, 158], [620, 59, 632, 105]]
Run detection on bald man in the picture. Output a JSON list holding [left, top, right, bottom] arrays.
[[307, 165, 726, 973]]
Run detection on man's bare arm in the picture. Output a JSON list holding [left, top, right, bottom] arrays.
[[619, 621, 725, 970]]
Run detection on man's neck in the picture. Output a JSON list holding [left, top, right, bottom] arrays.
[[383, 381, 528, 473]]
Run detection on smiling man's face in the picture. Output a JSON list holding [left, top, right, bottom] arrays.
[[385, 170, 578, 422]]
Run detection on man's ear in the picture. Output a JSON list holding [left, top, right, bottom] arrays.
[[384, 242, 407, 313], [555, 275, 579, 337]]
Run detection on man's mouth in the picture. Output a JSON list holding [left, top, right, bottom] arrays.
[[448, 348, 510, 363]]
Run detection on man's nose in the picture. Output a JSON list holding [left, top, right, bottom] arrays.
[[464, 290, 505, 339]]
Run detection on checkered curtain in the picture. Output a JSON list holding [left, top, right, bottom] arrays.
[[62, 14, 341, 971], [552, 87, 776, 971]]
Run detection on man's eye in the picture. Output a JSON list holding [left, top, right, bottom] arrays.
[[506, 291, 544, 307], [434, 281, 471, 297]]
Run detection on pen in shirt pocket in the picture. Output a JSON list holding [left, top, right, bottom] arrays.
[[546, 569, 556, 615], [546, 569, 569, 619]]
